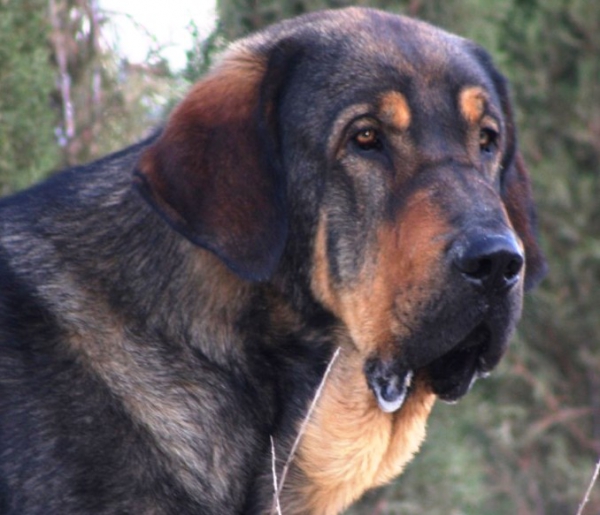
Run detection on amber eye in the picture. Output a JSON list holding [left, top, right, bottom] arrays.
[[479, 128, 498, 153], [353, 128, 381, 151]]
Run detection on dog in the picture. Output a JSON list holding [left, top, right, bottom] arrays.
[[0, 7, 546, 515]]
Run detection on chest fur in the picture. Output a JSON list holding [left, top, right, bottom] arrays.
[[283, 349, 435, 515]]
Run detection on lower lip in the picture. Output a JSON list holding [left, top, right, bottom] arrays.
[[374, 370, 414, 413]]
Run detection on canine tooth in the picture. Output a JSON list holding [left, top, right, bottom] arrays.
[[404, 370, 414, 389]]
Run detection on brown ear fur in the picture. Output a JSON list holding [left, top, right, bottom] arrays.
[[502, 151, 547, 290], [134, 52, 287, 281], [470, 46, 546, 290], [481, 53, 547, 291]]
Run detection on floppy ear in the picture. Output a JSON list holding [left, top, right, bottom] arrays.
[[134, 52, 287, 281], [502, 151, 547, 290], [470, 45, 547, 290]]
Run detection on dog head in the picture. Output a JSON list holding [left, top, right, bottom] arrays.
[[135, 8, 546, 411]]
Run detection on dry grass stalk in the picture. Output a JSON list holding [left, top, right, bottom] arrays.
[[271, 436, 283, 515], [576, 455, 600, 515], [270, 347, 342, 515]]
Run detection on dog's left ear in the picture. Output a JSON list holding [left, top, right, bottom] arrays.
[[134, 52, 287, 281], [502, 151, 547, 290], [471, 46, 547, 290], [488, 70, 547, 290]]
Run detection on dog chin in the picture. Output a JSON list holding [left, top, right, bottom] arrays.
[[366, 321, 510, 412]]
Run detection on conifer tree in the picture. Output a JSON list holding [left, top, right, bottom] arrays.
[[0, 0, 60, 194]]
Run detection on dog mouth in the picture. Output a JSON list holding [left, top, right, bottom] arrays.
[[366, 323, 497, 413], [427, 323, 492, 403], [364, 364, 414, 414], [365, 358, 415, 414]]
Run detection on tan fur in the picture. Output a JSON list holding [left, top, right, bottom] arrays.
[[311, 192, 453, 358], [379, 91, 412, 131], [311, 217, 339, 314], [295, 348, 435, 515], [311, 214, 399, 357], [459, 86, 487, 124], [303, 198, 452, 513]]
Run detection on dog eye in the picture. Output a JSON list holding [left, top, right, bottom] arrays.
[[353, 128, 382, 151], [479, 128, 498, 154]]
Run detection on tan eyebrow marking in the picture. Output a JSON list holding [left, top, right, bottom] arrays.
[[459, 86, 488, 124], [379, 91, 411, 130]]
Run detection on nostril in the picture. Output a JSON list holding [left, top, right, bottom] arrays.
[[461, 256, 492, 280], [454, 234, 524, 291], [504, 253, 524, 280]]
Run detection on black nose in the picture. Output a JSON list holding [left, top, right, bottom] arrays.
[[453, 233, 524, 292]]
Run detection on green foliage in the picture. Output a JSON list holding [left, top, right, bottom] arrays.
[[0, 0, 60, 194], [350, 396, 504, 515], [48, 0, 180, 167], [495, 1, 600, 512], [0, 0, 181, 195], [183, 22, 229, 84]]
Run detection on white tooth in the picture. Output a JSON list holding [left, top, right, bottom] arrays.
[[441, 398, 460, 406], [404, 370, 414, 389], [468, 374, 479, 391]]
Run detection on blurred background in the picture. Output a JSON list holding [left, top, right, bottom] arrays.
[[1, 0, 598, 513]]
